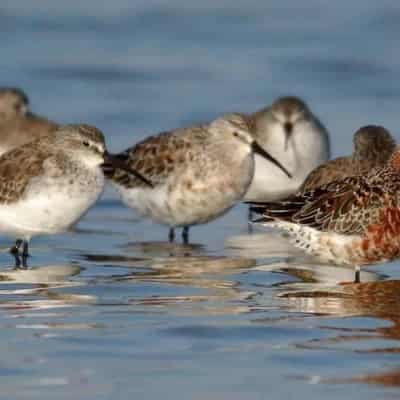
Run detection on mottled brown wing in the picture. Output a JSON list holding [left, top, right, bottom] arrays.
[[0, 144, 47, 204], [300, 156, 382, 193], [251, 175, 389, 235], [107, 127, 203, 188], [300, 157, 356, 192]]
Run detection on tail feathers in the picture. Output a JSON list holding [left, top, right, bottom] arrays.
[[252, 215, 275, 224], [248, 198, 306, 223], [249, 205, 270, 216]]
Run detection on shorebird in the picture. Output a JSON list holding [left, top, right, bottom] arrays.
[[249, 147, 400, 283], [0, 124, 147, 267], [0, 87, 58, 155], [300, 125, 396, 192], [244, 96, 330, 203], [0, 87, 29, 120], [105, 113, 291, 244]]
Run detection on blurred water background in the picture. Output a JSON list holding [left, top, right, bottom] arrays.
[[1, 0, 400, 398]]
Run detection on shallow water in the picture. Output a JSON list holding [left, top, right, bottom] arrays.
[[2, 1, 400, 398]]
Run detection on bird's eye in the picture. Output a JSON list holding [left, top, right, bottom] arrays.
[[233, 132, 239, 137], [83, 141, 90, 147]]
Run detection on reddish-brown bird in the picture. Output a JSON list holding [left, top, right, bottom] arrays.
[[250, 139, 400, 283]]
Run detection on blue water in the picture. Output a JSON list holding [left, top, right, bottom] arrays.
[[1, 1, 400, 398]]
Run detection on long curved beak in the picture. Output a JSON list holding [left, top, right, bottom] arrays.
[[252, 141, 292, 178], [102, 152, 153, 187], [283, 122, 293, 151]]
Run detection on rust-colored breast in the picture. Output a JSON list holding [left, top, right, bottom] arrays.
[[361, 207, 400, 262]]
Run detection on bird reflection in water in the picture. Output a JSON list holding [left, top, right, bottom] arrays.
[[276, 268, 400, 388], [83, 248, 258, 315], [122, 240, 205, 258], [0, 264, 97, 327], [226, 231, 304, 259]]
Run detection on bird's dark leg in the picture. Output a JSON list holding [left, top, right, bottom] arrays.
[[22, 240, 29, 268], [354, 265, 361, 284], [248, 207, 253, 234], [10, 239, 23, 268], [169, 228, 175, 243], [182, 226, 189, 245]]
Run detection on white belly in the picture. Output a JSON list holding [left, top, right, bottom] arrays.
[[115, 181, 242, 227], [245, 121, 329, 201], [114, 162, 252, 228], [0, 172, 104, 239], [116, 183, 179, 226], [269, 221, 359, 266]]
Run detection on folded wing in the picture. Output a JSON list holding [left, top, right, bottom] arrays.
[[249, 175, 388, 235], [104, 127, 204, 189]]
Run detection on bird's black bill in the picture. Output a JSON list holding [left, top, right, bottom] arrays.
[[102, 152, 153, 187], [283, 122, 293, 151], [252, 142, 292, 178]]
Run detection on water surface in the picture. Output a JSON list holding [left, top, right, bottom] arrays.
[[1, 1, 400, 398]]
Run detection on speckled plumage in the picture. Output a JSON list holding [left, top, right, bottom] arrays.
[[108, 125, 206, 189], [300, 125, 396, 192], [244, 96, 330, 202], [250, 148, 400, 279], [106, 113, 288, 243], [0, 87, 58, 155], [0, 124, 109, 267]]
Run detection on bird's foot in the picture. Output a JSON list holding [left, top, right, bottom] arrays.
[[168, 228, 175, 243], [182, 227, 189, 245], [354, 266, 361, 284], [10, 240, 29, 269]]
